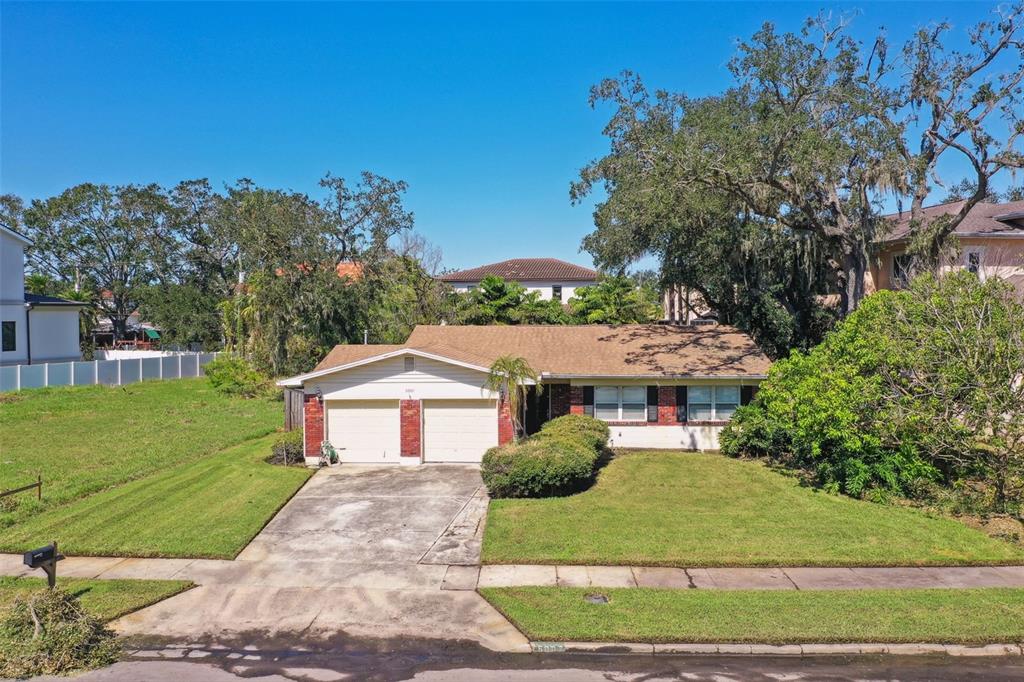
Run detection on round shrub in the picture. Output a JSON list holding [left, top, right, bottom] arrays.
[[482, 414, 609, 498], [0, 588, 120, 678], [204, 355, 275, 399], [267, 430, 305, 466]]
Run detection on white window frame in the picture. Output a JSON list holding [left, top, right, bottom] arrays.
[[687, 385, 740, 422], [593, 386, 647, 422], [964, 247, 984, 276], [552, 284, 563, 302], [893, 253, 914, 289]]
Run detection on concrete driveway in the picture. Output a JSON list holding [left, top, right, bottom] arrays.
[[114, 465, 528, 652]]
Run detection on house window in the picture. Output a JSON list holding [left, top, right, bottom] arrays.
[[893, 254, 914, 289], [594, 386, 647, 421], [965, 250, 982, 275], [688, 385, 740, 421], [1, 321, 14, 352], [552, 285, 562, 302]]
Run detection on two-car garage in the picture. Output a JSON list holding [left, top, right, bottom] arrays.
[[324, 398, 498, 464]]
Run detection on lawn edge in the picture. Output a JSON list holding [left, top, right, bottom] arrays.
[[525, 641, 1024, 656], [228, 462, 316, 560], [477, 586, 1024, 646]]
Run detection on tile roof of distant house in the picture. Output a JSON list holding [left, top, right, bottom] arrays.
[[309, 324, 771, 379], [439, 258, 598, 283], [880, 199, 1024, 242]]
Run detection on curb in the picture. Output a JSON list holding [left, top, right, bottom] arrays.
[[530, 642, 1024, 657]]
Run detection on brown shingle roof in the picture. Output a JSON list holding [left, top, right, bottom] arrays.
[[313, 325, 771, 378], [881, 200, 1024, 242], [439, 258, 598, 283], [312, 344, 406, 372]]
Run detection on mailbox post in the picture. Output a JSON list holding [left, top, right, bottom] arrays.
[[23, 541, 64, 588]]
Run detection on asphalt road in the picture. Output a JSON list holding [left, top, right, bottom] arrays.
[[32, 637, 1024, 682]]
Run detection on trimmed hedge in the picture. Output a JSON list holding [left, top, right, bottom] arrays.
[[267, 430, 305, 466], [482, 414, 609, 498]]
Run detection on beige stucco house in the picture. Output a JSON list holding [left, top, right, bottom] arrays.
[[869, 200, 1024, 296]]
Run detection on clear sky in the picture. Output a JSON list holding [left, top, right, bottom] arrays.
[[0, 1, 1010, 270]]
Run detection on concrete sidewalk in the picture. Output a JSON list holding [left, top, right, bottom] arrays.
[[6, 555, 1024, 591], [475, 564, 1024, 591]]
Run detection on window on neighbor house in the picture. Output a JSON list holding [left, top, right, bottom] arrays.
[[893, 254, 915, 289], [594, 386, 647, 421], [688, 385, 740, 421], [1, 321, 15, 352], [552, 285, 563, 301], [966, 251, 982, 275]]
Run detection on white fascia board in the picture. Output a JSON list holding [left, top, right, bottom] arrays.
[[0, 224, 32, 246], [276, 347, 494, 388]]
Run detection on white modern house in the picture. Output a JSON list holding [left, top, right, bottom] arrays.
[[439, 258, 599, 302], [0, 225, 85, 366]]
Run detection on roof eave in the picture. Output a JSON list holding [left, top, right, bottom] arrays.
[[540, 373, 769, 381], [276, 347, 494, 388]]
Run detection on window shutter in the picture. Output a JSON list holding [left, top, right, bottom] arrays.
[[740, 385, 757, 406], [582, 386, 594, 417], [675, 386, 688, 423], [646, 386, 658, 422]]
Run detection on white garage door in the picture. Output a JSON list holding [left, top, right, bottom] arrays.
[[326, 400, 401, 463], [423, 399, 498, 463]]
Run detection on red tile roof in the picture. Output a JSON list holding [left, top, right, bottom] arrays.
[[439, 258, 598, 283], [881, 200, 1024, 242]]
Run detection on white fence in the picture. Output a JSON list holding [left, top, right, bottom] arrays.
[[0, 353, 219, 392]]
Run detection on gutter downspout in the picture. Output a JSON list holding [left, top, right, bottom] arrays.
[[24, 301, 34, 365]]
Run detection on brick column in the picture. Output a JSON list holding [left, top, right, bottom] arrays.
[[569, 386, 585, 415], [400, 399, 422, 460], [549, 384, 570, 418], [498, 396, 515, 445], [657, 386, 677, 424], [303, 393, 324, 458]]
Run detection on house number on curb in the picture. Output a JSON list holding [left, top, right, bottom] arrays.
[[533, 643, 566, 653]]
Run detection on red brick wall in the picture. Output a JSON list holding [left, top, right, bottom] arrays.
[[569, 386, 585, 415], [303, 393, 324, 458], [498, 396, 515, 445], [400, 399, 422, 459], [657, 386, 677, 424], [549, 383, 570, 418]]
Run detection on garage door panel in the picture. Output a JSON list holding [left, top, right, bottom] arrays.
[[327, 400, 400, 463], [424, 399, 497, 463]]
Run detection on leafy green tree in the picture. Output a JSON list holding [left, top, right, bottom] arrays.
[[882, 272, 1024, 512], [568, 275, 659, 324], [723, 271, 1024, 513], [23, 183, 171, 339], [485, 355, 543, 440], [456, 275, 568, 325]]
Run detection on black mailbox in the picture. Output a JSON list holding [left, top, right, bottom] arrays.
[[23, 542, 64, 587]]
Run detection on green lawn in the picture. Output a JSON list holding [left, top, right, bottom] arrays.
[[0, 379, 312, 558], [0, 576, 192, 622], [1, 435, 312, 558], [481, 586, 1024, 644], [0, 378, 281, 526], [483, 451, 1024, 567]]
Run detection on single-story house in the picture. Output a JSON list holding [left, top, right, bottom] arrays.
[[278, 324, 771, 466], [439, 258, 598, 302]]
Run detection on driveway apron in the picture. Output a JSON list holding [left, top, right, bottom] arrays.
[[113, 465, 529, 652]]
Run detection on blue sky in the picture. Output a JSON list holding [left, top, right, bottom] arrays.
[[0, 1, 1010, 270]]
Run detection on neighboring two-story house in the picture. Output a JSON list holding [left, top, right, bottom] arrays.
[[1, 225, 85, 366], [439, 258, 598, 302], [869, 199, 1024, 296]]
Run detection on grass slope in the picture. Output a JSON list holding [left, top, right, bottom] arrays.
[[0, 576, 192, 622], [481, 586, 1024, 644], [1, 435, 312, 558], [0, 379, 280, 527], [483, 451, 1024, 566]]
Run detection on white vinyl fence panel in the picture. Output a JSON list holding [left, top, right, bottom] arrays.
[[0, 353, 219, 392]]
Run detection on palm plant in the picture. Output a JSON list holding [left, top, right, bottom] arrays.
[[485, 355, 543, 440]]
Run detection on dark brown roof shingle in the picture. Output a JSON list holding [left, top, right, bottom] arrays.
[[312, 325, 771, 378], [439, 258, 598, 283], [881, 200, 1024, 242]]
